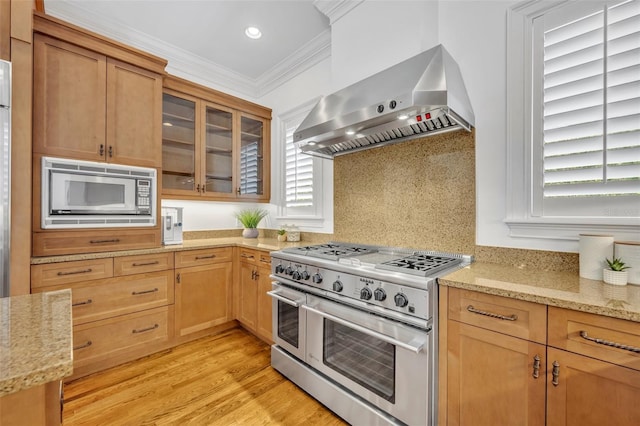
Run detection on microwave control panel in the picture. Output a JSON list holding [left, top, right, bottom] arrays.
[[136, 179, 152, 212]]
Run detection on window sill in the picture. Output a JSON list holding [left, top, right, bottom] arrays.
[[505, 219, 640, 242]]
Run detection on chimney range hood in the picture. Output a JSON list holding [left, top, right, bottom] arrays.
[[293, 44, 475, 159]]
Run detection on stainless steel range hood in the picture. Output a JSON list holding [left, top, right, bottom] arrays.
[[293, 44, 475, 159]]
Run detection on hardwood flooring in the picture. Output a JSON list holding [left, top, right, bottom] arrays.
[[63, 328, 347, 425]]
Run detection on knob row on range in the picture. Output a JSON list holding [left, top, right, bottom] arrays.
[[276, 264, 322, 283]]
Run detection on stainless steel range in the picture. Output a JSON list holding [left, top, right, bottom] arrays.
[[269, 242, 472, 426]]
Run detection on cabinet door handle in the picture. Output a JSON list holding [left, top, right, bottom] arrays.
[[579, 330, 640, 353], [195, 255, 216, 260], [132, 324, 159, 334], [72, 298, 93, 307], [108, 145, 113, 157], [466, 305, 518, 321], [236, 187, 241, 195], [196, 183, 201, 193], [132, 261, 160, 267], [251, 270, 256, 280], [90, 239, 120, 244], [73, 340, 92, 350], [254, 271, 260, 279], [131, 288, 159, 296], [176, 273, 181, 284], [551, 361, 560, 386], [532, 354, 541, 379], [99, 144, 105, 156], [57, 268, 92, 276]]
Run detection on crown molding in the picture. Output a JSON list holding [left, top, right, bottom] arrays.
[[313, 0, 364, 24], [44, 0, 332, 100]]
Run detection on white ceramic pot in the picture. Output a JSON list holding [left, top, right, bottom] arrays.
[[603, 269, 628, 286], [242, 228, 259, 238], [277, 234, 287, 242]]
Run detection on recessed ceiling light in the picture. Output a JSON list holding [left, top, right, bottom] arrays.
[[245, 26, 262, 39]]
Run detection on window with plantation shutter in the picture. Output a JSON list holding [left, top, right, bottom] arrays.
[[506, 0, 639, 241], [240, 141, 259, 194], [285, 125, 314, 208]]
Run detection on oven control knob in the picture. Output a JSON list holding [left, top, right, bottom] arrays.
[[301, 270, 310, 280], [275, 264, 284, 274], [332, 280, 344, 292], [394, 293, 409, 308], [292, 270, 301, 280], [285, 266, 294, 275], [374, 288, 386, 301], [313, 273, 323, 284], [360, 287, 372, 300]]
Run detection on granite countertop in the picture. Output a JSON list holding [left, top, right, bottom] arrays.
[[440, 262, 640, 323], [0, 290, 73, 396], [30, 237, 317, 265]]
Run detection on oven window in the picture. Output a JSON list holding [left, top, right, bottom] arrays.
[[323, 319, 395, 403], [277, 301, 299, 348], [68, 181, 125, 206]]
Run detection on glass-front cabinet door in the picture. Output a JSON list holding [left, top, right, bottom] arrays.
[[237, 113, 269, 199], [203, 103, 235, 197], [161, 91, 199, 195]]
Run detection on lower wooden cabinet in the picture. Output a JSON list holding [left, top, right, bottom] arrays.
[[237, 249, 272, 343], [0, 381, 62, 426], [33, 229, 161, 257], [175, 261, 233, 337]]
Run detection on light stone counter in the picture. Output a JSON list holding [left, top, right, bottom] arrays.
[[440, 262, 640, 323], [30, 237, 325, 265], [0, 290, 73, 396]]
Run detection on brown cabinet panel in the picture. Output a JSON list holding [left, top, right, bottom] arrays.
[[447, 321, 546, 426], [256, 262, 273, 343], [33, 270, 175, 326], [174, 247, 233, 268], [175, 262, 232, 337], [31, 258, 113, 288], [448, 287, 547, 344], [238, 261, 258, 330], [546, 347, 640, 426], [32, 229, 161, 256], [33, 34, 106, 161], [113, 252, 174, 276], [106, 58, 162, 167]]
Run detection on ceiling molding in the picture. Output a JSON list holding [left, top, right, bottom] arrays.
[[44, 0, 332, 100], [313, 0, 364, 24]]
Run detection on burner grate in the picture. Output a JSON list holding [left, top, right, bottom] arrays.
[[285, 243, 377, 260], [376, 253, 462, 277]]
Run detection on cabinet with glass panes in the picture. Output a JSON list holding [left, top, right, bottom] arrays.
[[161, 75, 271, 201]]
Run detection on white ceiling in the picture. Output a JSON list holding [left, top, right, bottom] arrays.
[[45, 0, 332, 97]]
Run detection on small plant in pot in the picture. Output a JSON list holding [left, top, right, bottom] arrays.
[[235, 208, 268, 238], [603, 257, 630, 286], [277, 228, 287, 242]]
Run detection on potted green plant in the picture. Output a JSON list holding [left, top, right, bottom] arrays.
[[603, 257, 630, 286], [235, 208, 268, 238], [277, 228, 287, 242]]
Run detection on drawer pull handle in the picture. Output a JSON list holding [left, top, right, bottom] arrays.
[[466, 305, 518, 321], [132, 324, 159, 334], [90, 239, 120, 244], [132, 288, 159, 296], [132, 261, 160, 267], [551, 361, 560, 386], [259, 258, 270, 264], [195, 255, 216, 260], [57, 268, 92, 276], [72, 299, 93, 307], [579, 330, 640, 353], [532, 354, 541, 379], [241, 254, 255, 259], [73, 340, 92, 350]]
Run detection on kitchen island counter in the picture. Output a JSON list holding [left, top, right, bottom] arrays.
[[440, 261, 640, 322]]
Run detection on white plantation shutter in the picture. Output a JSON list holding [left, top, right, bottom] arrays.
[[285, 125, 314, 208], [541, 0, 640, 205], [240, 142, 259, 194]]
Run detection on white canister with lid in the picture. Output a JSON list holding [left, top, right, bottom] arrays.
[[579, 234, 614, 280], [286, 225, 300, 242]]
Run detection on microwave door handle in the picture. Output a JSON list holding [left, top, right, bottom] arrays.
[[301, 304, 425, 354], [266, 290, 304, 307]]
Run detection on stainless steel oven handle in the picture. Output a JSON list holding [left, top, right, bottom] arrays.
[[301, 304, 424, 354], [266, 290, 304, 307]]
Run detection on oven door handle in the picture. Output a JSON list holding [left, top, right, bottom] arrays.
[[301, 304, 425, 354], [266, 290, 304, 307]]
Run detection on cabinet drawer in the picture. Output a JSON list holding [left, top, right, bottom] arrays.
[[174, 247, 232, 267], [448, 288, 547, 344], [257, 251, 271, 268], [72, 306, 171, 367], [31, 258, 113, 289], [33, 229, 161, 257], [114, 252, 174, 276], [548, 307, 640, 371], [238, 248, 258, 265], [33, 270, 175, 325]]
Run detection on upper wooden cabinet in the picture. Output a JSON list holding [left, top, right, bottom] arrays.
[[32, 13, 166, 168], [162, 75, 271, 202]]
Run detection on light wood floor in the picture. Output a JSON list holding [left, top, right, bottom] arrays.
[[63, 328, 347, 425]]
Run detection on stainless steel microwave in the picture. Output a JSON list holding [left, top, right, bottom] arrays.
[[41, 156, 156, 229]]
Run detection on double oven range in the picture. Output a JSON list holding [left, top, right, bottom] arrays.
[[269, 242, 472, 426]]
